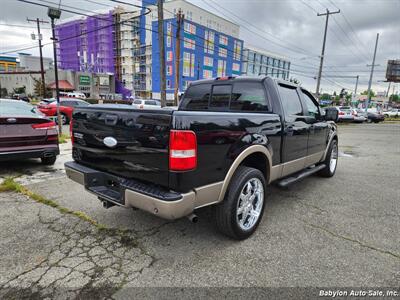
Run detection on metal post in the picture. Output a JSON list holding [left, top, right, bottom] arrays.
[[365, 33, 379, 112], [158, 0, 166, 107], [315, 9, 340, 100], [174, 9, 183, 106], [50, 18, 62, 134]]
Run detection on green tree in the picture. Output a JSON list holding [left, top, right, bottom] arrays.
[[13, 86, 26, 95], [33, 78, 52, 98], [320, 93, 331, 100], [389, 94, 399, 103], [0, 87, 7, 98], [361, 90, 375, 97]]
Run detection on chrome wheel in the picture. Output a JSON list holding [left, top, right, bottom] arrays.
[[236, 178, 264, 231], [61, 114, 67, 125], [329, 140, 338, 173]]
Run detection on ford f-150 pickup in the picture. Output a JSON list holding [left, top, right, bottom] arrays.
[[65, 76, 339, 239]]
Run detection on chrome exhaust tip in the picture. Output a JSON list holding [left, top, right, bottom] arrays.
[[186, 213, 198, 223]]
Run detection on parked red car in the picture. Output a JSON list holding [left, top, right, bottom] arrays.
[[37, 98, 90, 125], [0, 99, 59, 165]]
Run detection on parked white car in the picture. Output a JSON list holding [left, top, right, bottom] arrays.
[[336, 106, 354, 122], [383, 109, 399, 118], [132, 99, 161, 109]]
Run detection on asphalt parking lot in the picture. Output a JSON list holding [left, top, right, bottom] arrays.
[[0, 123, 399, 298]]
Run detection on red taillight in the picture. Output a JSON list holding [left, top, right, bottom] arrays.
[[70, 119, 74, 145], [169, 130, 197, 171], [339, 111, 345, 115], [32, 121, 56, 130]]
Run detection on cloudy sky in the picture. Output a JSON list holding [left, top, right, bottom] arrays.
[[1, 0, 399, 94]]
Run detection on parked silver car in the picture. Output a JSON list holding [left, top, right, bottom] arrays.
[[132, 99, 161, 109], [352, 109, 367, 123]]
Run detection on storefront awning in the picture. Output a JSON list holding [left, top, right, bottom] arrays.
[[48, 80, 74, 90]]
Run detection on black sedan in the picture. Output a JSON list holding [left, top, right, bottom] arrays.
[[367, 111, 385, 123]]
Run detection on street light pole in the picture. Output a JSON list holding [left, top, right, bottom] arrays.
[[48, 7, 62, 134]]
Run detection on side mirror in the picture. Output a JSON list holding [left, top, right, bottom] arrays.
[[324, 107, 339, 122]]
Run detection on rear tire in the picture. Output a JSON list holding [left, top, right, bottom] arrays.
[[41, 156, 57, 165], [215, 166, 266, 240], [318, 139, 338, 177]]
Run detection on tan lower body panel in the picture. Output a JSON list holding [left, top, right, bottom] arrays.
[[271, 151, 325, 179], [125, 181, 224, 219], [125, 189, 196, 220]]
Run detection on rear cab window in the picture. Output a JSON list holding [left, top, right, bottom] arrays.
[[144, 100, 158, 106], [180, 80, 269, 112]]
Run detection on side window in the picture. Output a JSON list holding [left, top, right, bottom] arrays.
[[180, 84, 211, 110], [277, 85, 303, 117], [301, 90, 319, 118], [61, 101, 73, 107], [209, 85, 231, 109], [77, 101, 89, 106], [230, 82, 268, 111]]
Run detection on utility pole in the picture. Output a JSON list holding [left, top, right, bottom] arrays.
[[386, 81, 391, 98], [315, 9, 340, 100], [365, 33, 379, 112], [174, 9, 184, 106], [27, 18, 49, 98], [354, 75, 359, 103], [48, 7, 62, 134], [158, 0, 166, 107]]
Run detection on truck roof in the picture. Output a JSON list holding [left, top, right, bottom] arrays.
[[189, 75, 300, 89]]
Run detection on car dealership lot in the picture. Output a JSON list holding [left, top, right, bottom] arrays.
[[0, 123, 399, 298]]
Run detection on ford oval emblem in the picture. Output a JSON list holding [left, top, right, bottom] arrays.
[[103, 137, 118, 148]]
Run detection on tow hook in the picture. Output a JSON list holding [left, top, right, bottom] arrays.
[[102, 200, 115, 209], [186, 213, 198, 223]]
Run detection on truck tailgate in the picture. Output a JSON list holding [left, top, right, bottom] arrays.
[[71, 105, 173, 188]]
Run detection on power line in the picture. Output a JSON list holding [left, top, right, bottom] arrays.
[[0, 23, 51, 29], [317, 0, 370, 61], [2, 0, 151, 54], [206, 0, 319, 59], [8, 0, 376, 92]]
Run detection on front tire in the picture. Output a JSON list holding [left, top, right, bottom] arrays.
[[41, 156, 57, 165], [215, 166, 266, 240], [318, 139, 338, 177]]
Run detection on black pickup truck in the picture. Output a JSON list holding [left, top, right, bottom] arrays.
[[65, 76, 339, 239]]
